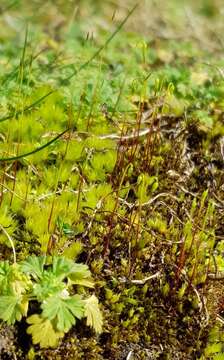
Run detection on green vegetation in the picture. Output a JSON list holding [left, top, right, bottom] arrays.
[[0, 0, 224, 358], [0, 256, 102, 348]]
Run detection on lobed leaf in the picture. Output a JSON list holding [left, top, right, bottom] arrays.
[[0, 295, 28, 324], [52, 257, 75, 280], [0, 262, 30, 296], [27, 314, 64, 348], [84, 295, 103, 334], [68, 263, 94, 287], [21, 256, 45, 281], [41, 294, 85, 332]]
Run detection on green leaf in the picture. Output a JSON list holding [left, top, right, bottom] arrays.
[[12, 276, 31, 297], [27, 314, 63, 348], [21, 256, 45, 280], [213, 354, 224, 360], [205, 342, 223, 356], [0, 295, 28, 324], [41, 294, 84, 332], [52, 257, 75, 280], [72, 264, 91, 279], [0, 261, 10, 277], [84, 295, 103, 334], [0, 262, 31, 296], [33, 272, 65, 301], [69, 263, 91, 280], [71, 278, 94, 288], [0, 261, 15, 295], [68, 263, 94, 288]]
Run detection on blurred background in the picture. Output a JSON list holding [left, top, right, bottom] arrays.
[[0, 0, 224, 52]]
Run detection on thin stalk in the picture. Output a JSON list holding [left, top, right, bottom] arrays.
[[0, 224, 16, 263]]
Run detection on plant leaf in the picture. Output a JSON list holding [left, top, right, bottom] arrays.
[[68, 263, 94, 287], [52, 257, 75, 280], [0, 262, 31, 296], [212, 354, 224, 360], [32, 271, 65, 301], [41, 294, 84, 332], [0, 261, 16, 295], [21, 256, 45, 280], [27, 314, 63, 348], [0, 295, 28, 324], [71, 263, 92, 279], [84, 295, 103, 334], [71, 278, 94, 288]]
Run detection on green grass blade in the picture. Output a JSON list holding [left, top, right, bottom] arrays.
[[0, 129, 69, 162], [0, 90, 54, 123]]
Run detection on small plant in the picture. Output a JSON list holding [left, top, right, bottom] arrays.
[[0, 256, 102, 348]]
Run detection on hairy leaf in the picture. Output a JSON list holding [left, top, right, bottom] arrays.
[[84, 295, 103, 333]]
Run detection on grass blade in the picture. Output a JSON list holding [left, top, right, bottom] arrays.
[[0, 129, 69, 162]]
